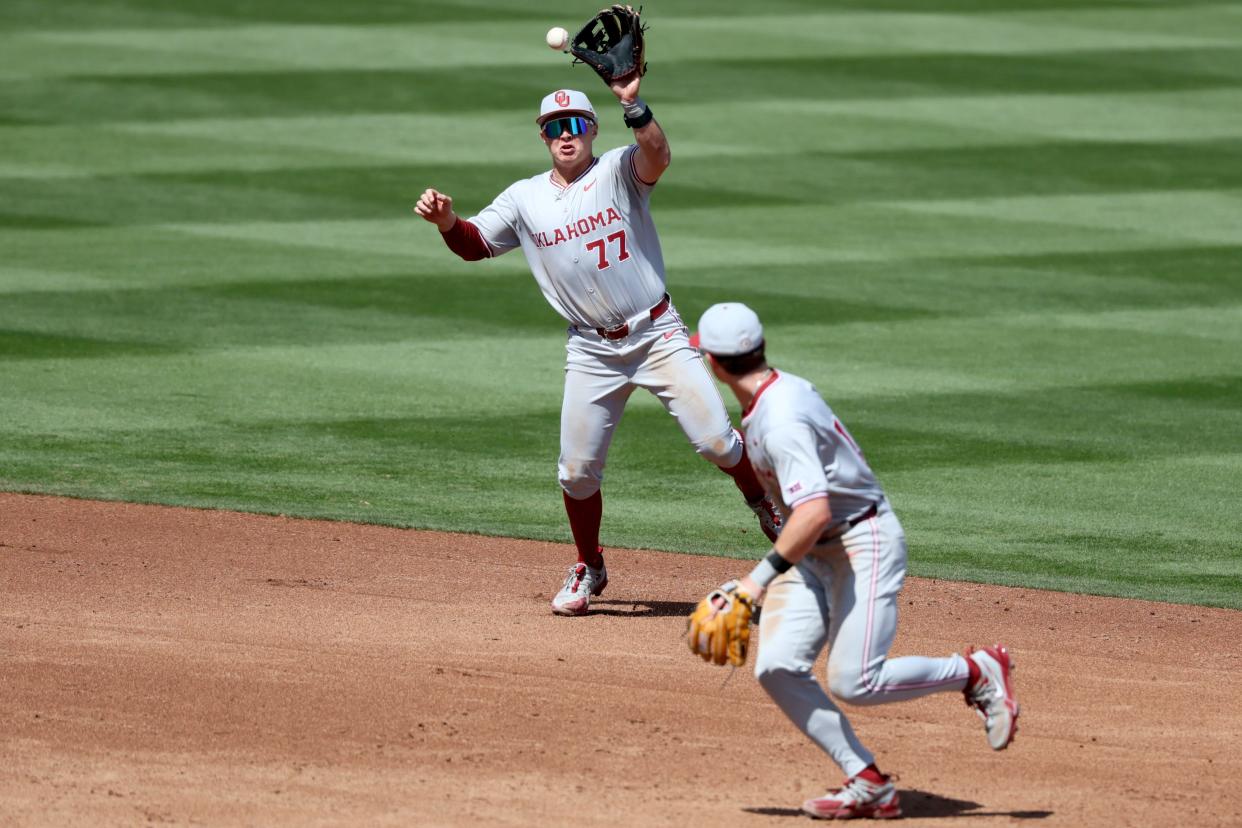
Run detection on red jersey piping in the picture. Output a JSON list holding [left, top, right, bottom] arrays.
[[742, 369, 780, 418], [628, 145, 658, 187]]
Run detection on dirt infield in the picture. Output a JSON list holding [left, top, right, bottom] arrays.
[[2, 493, 1239, 826]]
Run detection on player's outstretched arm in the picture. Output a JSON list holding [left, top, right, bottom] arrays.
[[610, 73, 670, 184]]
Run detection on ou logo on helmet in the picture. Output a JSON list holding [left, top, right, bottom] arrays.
[[555, 90, 570, 108]]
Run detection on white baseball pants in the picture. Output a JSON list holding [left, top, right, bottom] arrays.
[[754, 508, 971, 777], [557, 306, 742, 500]]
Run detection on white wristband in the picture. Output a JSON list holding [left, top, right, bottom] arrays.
[[747, 548, 793, 589], [620, 96, 647, 119], [748, 557, 779, 589]]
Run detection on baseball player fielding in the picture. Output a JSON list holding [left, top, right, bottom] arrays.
[[687, 303, 1021, 819], [414, 9, 782, 617]]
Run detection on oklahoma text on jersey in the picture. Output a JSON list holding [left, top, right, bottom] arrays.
[[530, 207, 624, 249]]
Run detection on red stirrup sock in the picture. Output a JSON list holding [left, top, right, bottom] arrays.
[[721, 441, 766, 504], [965, 651, 982, 689], [563, 490, 604, 569]]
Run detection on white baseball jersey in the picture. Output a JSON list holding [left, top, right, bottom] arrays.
[[741, 370, 884, 528], [468, 145, 666, 331], [747, 368, 973, 780]]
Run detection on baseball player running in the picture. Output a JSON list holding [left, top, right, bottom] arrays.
[[689, 303, 1019, 820], [413, 69, 781, 616]]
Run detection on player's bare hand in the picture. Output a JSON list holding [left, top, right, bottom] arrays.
[[414, 188, 457, 232], [737, 575, 764, 601], [609, 71, 641, 105]]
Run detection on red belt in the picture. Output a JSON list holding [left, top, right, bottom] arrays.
[[595, 294, 670, 340], [848, 503, 879, 527]]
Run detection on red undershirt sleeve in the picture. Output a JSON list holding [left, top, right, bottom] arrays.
[[440, 218, 492, 261]]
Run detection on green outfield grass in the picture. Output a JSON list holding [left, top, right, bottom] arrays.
[[2, 0, 1240, 608]]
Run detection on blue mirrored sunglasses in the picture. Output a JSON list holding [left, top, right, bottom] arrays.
[[542, 116, 592, 139]]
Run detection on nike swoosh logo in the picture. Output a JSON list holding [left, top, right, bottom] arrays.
[[663, 330, 676, 340], [584, 180, 596, 192]]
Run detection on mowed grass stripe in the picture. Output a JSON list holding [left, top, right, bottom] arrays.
[[2, 309, 1236, 423], [0, 121, 378, 178], [8, 46, 1242, 125], [672, 251, 1242, 330], [2, 209, 1236, 297], [3, 252, 1238, 355], [4, 373, 1238, 477], [6, 235, 1240, 323], [161, 191, 1239, 262], [0, 336, 569, 431], [7, 87, 1242, 179], [3, 305, 1236, 433], [1, 264, 1236, 393], [0, 0, 1226, 32], [3, 335, 1237, 429], [8, 139, 1242, 229], [4, 5, 1240, 80], [890, 451, 1242, 607], [3, 309, 1238, 444], [0, 0, 554, 31], [769, 309, 1242, 403], [883, 189, 1242, 245]]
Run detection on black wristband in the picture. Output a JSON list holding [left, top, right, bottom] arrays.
[[747, 547, 793, 589], [624, 105, 654, 129]]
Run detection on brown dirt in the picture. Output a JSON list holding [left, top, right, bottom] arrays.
[[2, 492, 1239, 827]]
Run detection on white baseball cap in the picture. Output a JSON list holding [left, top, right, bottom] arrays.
[[537, 89, 596, 124], [692, 302, 765, 356]]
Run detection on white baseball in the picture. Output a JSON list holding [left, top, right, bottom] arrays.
[[546, 26, 569, 51]]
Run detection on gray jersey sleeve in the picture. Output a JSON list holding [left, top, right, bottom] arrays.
[[609, 145, 657, 204], [762, 424, 831, 510], [468, 184, 523, 255]]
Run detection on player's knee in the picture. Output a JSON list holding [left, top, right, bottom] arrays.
[[755, 661, 809, 696], [755, 664, 788, 694], [694, 430, 743, 469], [827, 668, 879, 706], [558, 460, 602, 500]]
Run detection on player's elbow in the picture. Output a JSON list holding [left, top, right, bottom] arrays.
[[650, 141, 670, 173], [639, 140, 670, 174]]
